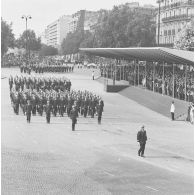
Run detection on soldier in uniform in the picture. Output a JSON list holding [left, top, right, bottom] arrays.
[[26, 100, 32, 123], [70, 105, 78, 131], [9, 75, 13, 91], [45, 100, 52, 123], [97, 100, 104, 124]]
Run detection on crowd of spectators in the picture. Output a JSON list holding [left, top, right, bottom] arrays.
[[99, 58, 194, 103]]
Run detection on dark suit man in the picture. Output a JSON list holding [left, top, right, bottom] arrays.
[[137, 125, 147, 157]]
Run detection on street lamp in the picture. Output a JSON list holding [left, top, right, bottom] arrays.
[[21, 15, 32, 64]]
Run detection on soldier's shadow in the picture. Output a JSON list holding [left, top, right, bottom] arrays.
[[146, 156, 193, 161], [74, 129, 99, 131]]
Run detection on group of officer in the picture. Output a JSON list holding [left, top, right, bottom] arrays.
[[9, 75, 104, 131], [20, 63, 74, 74], [20, 64, 32, 75], [9, 75, 71, 92], [31, 64, 74, 73]]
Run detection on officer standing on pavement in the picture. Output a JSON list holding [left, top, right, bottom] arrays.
[[97, 100, 104, 124], [70, 105, 78, 131], [45, 100, 52, 123], [137, 125, 147, 157], [26, 100, 32, 123]]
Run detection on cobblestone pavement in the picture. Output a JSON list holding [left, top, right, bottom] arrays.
[[1, 68, 194, 194]]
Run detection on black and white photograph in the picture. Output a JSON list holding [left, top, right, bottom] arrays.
[[1, 0, 194, 194]]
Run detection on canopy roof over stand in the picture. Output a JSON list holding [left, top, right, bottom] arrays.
[[79, 47, 194, 66]]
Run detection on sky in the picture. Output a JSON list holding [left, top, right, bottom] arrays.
[[2, 0, 157, 38]]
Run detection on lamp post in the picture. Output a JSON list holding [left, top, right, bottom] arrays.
[[21, 15, 32, 64]]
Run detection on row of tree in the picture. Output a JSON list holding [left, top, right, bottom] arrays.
[[60, 5, 157, 55], [1, 18, 58, 58], [60, 5, 194, 55], [1, 4, 194, 59]]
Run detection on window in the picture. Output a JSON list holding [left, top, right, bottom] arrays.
[[178, 28, 181, 32], [172, 29, 175, 35], [168, 30, 172, 35], [187, 8, 190, 16], [170, 11, 171, 17], [164, 30, 167, 36]]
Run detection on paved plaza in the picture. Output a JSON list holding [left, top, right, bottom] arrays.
[[1, 68, 194, 194]]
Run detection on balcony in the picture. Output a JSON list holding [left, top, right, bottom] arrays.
[[162, 14, 193, 23], [161, 0, 194, 10]]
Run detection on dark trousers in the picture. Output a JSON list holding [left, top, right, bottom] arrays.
[[32, 106, 36, 115], [27, 113, 31, 123], [84, 108, 88, 117], [98, 114, 102, 124], [72, 118, 77, 131], [171, 112, 174, 120], [46, 113, 50, 123], [138, 142, 146, 156], [67, 107, 71, 117]]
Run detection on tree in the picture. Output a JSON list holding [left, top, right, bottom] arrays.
[[61, 31, 84, 55], [90, 5, 156, 48], [16, 30, 41, 51], [39, 44, 58, 57], [1, 18, 15, 57], [61, 5, 156, 54], [79, 31, 94, 48], [174, 21, 194, 51]]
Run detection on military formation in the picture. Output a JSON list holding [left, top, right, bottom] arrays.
[[9, 75, 104, 130], [20, 63, 74, 74]]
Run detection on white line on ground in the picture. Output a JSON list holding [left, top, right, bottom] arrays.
[[146, 186, 159, 191], [103, 171, 115, 177]]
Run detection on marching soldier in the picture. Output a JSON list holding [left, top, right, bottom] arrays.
[[70, 105, 78, 131], [26, 100, 32, 123], [97, 100, 104, 124], [45, 100, 52, 123], [10, 75, 104, 124]]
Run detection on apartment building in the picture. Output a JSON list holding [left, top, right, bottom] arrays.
[[156, 0, 194, 46], [44, 15, 71, 48], [68, 10, 99, 33]]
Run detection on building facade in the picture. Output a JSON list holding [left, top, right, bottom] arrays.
[[68, 10, 85, 33], [43, 15, 71, 48], [68, 10, 99, 33], [156, 0, 194, 46]]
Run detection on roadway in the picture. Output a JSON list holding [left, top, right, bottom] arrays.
[[1, 67, 194, 194]]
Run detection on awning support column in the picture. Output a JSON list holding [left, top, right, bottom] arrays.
[[123, 64, 125, 80], [185, 65, 187, 101], [153, 62, 155, 92], [134, 61, 136, 86], [111, 63, 113, 80], [172, 63, 175, 99], [162, 62, 165, 95], [120, 65, 121, 81], [145, 62, 147, 90], [138, 61, 140, 87]]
